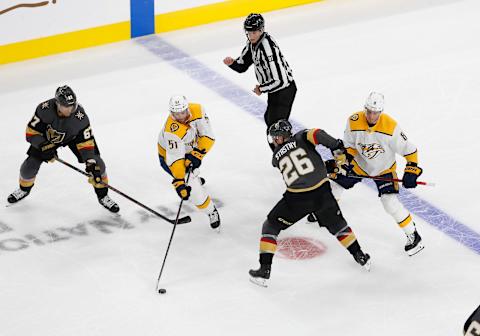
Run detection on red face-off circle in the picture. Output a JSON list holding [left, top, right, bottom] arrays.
[[277, 237, 326, 260]]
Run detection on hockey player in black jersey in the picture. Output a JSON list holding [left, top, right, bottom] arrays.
[[7, 86, 119, 213], [249, 119, 370, 287]]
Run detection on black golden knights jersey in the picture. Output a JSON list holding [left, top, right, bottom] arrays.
[[25, 98, 98, 162], [272, 129, 339, 192]]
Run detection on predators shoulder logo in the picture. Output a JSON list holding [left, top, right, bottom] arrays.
[[359, 142, 385, 159], [350, 114, 359, 121], [170, 123, 179, 133], [46, 125, 66, 144]]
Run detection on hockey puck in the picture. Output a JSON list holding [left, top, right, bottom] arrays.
[[158, 288, 167, 294]]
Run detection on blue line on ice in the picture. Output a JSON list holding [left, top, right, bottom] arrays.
[[136, 35, 480, 255]]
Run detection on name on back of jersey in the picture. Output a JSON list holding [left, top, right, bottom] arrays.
[[275, 141, 297, 161]]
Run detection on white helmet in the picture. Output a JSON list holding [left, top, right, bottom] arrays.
[[364, 92, 384, 113], [169, 95, 189, 113]]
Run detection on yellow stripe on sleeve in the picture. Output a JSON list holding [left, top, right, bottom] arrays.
[[76, 139, 95, 151], [306, 129, 317, 145], [404, 150, 418, 164], [26, 126, 41, 137], [197, 136, 215, 153]]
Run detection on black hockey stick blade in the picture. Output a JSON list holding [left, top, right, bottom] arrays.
[[175, 215, 192, 224]]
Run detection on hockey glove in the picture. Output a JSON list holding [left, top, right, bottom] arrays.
[[325, 159, 340, 177], [332, 150, 354, 177], [85, 159, 102, 184], [325, 159, 351, 179], [185, 148, 206, 170], [172, 178, 191, 200], [331, 140, 354, 173], [402, 162, 423, 188], [39, 141, 57, 162]]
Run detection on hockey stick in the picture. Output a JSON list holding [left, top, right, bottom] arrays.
[[55, 157, 192, 224], [155, 168, 192, 294], [344, 173, 435, 187]]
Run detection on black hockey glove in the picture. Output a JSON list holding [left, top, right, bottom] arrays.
[[402, 162, 423, 188], [325, 160, 339, 175], [185, 148, 206, 170], [172, 178, 191, 200], [85, 159, 102, 184], [39, 141, 57, 162]]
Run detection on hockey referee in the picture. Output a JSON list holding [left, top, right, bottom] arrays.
[[223, 13, 297, 143]]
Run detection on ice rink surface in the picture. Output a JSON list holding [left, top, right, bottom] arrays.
[[1, 0, 479, 335]]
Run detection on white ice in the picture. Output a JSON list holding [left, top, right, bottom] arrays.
[[1, 0, 479, 335]]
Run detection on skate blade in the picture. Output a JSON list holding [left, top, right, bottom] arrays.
[[249, 276, 268, 288], [211, 225, 221, 233], [407, 243, 425, 256], [362, 260, 372, 272], [5, 200, 23, 207], [110, 213, 122, 220]]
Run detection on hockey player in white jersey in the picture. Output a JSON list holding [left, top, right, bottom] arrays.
[[314, 92, 424, 256], [157, 95, 220, 230]]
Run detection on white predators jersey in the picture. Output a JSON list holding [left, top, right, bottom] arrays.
[[157, 103, 215, 179], [343, 111, 417, 177]]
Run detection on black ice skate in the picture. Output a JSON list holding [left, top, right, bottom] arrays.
[[353, 251, 371, 271], [208, 207, 220, 231], [98, 195, 120, 213], [7, 188, 30, 204], [405, 230, 424, 256], [249, 265, 271, 287]]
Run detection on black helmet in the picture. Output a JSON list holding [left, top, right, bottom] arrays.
[[268, 119, 292, 138], [244, 13, 265, 32], [55, 85, 77, 108]]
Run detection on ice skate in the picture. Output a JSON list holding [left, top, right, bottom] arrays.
[[7, 188, 30, 204], [208, 207, 221, 232], [98, 195, 120, 213], [249, 265, 271, 287], [353, 250, 371, 271], [405, 230, 424, 256]]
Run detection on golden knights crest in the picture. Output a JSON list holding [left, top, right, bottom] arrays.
[[46, 125, 66, 144], [359, 142, 385, 159]]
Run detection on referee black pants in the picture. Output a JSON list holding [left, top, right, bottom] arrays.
[[264, 81, 297, 127]]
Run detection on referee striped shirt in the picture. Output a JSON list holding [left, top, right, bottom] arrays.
[[229, 32, 294, 93]]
